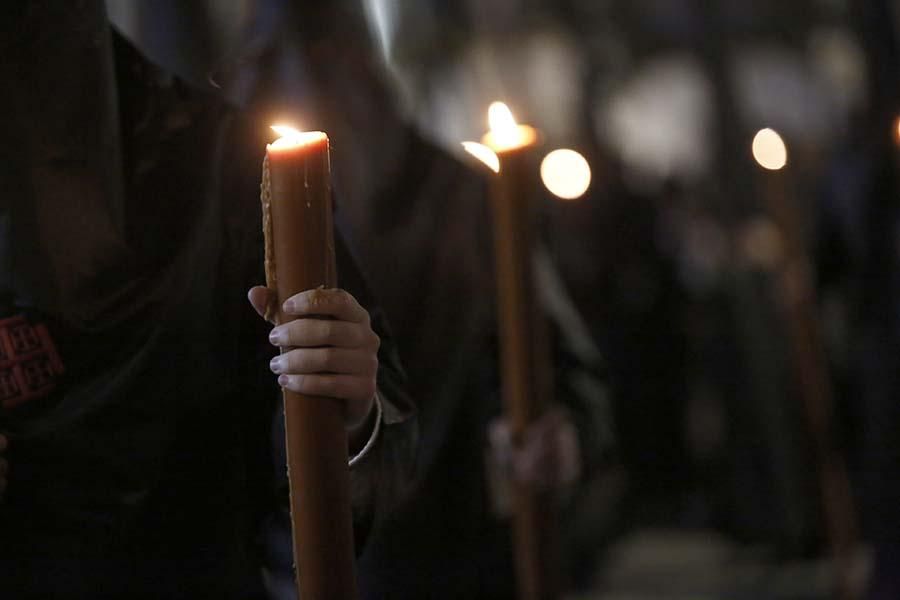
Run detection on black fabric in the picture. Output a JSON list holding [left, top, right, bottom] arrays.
[[0, 1, 130, 328], [0, 6, 261, 596], [0, 5, 414, 599], [351, 129, 612, 599]]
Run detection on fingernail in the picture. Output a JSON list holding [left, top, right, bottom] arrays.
[[283, 299, 296, 313], [269, 356, 284, 374], [269, 329, 281, 345], [278, 374, 289, 387]]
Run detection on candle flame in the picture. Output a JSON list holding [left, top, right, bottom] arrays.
[[268, 124, 328, 150], [461, 142, 500, 173], [481, 101, 537, 153], [541, 149, 591, 200], [271, 124, 303, 138], [488, 102, 517, 133]]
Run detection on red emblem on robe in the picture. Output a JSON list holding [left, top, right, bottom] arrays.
[[0, 315, 64, 410]]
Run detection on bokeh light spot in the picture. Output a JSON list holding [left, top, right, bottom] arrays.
[[540, 149, 592, 200], [752, 128, 788, 171]]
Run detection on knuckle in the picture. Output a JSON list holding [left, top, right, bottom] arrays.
[[321, 347, 338, 370], [366, 354, 379, 375], [308, 289, 327, 308], [367, 331, 380, 350], [318, 320, 335, 341]]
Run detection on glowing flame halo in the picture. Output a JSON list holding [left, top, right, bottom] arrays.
[[540, 149, 592, 200], [752, 128, 788, 171], [480, 102, 538, 153], [268, 125, 327, 151]]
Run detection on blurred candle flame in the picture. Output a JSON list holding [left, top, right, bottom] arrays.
[[462, 142, 501, 173], [481, 102, 537, 152], [540, 149, 591, 200], [752, 128, 788, 171], [272, 124, 303, 138], [488, 102, 518, 135]]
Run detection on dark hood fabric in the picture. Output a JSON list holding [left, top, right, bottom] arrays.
[[0, 1, 131, 329], [0, 4, 258, 598]]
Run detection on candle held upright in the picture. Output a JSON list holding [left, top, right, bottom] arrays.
[[753, 138, 860, 600], [262, 126, 358, 600], [479, 103, 559, 600]]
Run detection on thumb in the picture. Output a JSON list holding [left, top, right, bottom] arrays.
[[247, 286, 273, 320]]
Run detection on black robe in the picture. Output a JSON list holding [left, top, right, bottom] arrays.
[[0, 4, 414, 598]]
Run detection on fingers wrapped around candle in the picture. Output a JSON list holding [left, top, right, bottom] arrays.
[[248, 286, 379, 430], [488, 407, 582, 490]]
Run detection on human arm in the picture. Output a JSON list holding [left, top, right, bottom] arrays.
[[487, 247, 615, 506]]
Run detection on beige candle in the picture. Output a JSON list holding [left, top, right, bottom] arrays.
[[262, 125, 358, 600], [467, 103, 559, 600]]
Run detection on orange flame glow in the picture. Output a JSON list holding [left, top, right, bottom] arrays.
[[481, 102, 537, 152], [268, 125, 328, 151]]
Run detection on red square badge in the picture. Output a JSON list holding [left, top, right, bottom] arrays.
[[0, 315, 64, 410]]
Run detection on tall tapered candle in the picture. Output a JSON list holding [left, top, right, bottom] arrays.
[[262, 125, 358, 600], [752, 128, 860, 600], [467, 102, 558, 600]]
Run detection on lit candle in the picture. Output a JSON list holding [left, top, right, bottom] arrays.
[[262, 125, 358, 600], [475, 102, 548, 435], [466, 103, 558, 600], [750, 127, 859, 598]]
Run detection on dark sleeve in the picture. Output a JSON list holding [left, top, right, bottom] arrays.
[[535, 247, 615, 476], [334, 218, 418, 549]]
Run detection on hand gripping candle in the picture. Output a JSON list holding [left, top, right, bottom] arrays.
[[262, 125, 358, 600]]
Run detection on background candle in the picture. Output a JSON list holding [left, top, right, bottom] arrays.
[[263, 126, 358, 600], [473, 103, 560, 600]]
